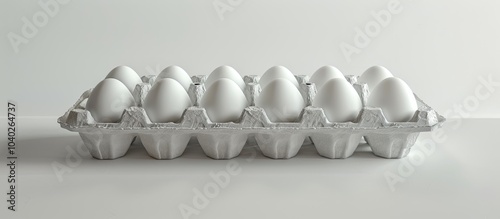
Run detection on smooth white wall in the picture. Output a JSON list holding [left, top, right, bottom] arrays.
[[1, 0, 499, 118]]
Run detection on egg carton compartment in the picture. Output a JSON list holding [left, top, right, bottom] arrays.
[[58, 75, 445, 160]]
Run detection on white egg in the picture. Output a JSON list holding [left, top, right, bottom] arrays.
[[86, 78, 136, 123], [368, 77, 418, 122], [257, 79, 305, 122], [144, 78, 192, 123], [156, 65, 192, 91], [358, 66, 393, 92], [201, 78, 248, 123], [309, 66, 346, 89], [204, 66, 245, 90], [105, 66, 142, 93], [259, 66, 299, 89], [313, 78, 362, 122]]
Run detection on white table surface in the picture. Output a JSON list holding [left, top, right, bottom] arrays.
[[1, 118, 499, 219]]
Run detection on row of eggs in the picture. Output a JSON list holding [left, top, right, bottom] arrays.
[[86, 65, 417, 124]]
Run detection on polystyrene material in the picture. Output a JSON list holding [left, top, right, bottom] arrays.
[[58, 74, 445, 160]]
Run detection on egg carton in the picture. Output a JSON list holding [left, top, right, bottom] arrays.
[[58, 74, 445, 160]]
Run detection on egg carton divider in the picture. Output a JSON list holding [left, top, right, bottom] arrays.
[[58, 75, 445, 160]]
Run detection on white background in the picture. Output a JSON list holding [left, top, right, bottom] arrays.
[[1, 1, 500, 219], [1, 0, 500, 118]]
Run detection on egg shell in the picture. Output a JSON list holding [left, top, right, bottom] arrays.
[[313, 78, 362, 122], [259, 66, 299, 89], [358, 66, 393, 92], [368, 77, 418, 122], [144, 78, 192, 123], [105, 66, 142, 93], [204, 66, 245, 90], [156, 66, 193, 91], [309, 66, 346, 89], [201, 78, 248, 123], [257, 78, 305, 122], [86, 78, 136, 123]]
